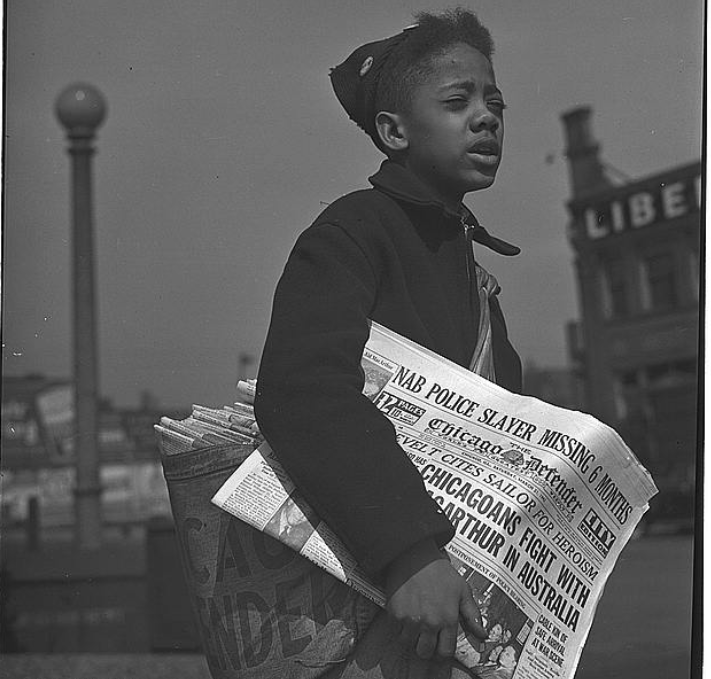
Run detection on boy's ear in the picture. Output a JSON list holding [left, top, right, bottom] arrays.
[[375, 111, 409, 153]]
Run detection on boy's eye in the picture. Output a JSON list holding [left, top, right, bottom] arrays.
[[444, 97, 468, 108], [488, 100, 507, 113]]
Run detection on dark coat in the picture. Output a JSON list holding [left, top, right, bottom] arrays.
[[255, 160, 522, 576]]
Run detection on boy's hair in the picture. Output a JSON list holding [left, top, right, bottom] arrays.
[[329, 8, 494, 152], [375, 9, 495, 120]]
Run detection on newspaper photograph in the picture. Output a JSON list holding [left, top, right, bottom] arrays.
[[212, 321, 658, 679]]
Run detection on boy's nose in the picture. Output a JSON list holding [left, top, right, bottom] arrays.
[[470, 107, 499, 132]]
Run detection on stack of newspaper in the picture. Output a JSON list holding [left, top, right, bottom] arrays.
[[154, 380, 261, 455], [206, 322, 657, 679], [155, 324, 657, 679]]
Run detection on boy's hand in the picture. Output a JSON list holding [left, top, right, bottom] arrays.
[[384, 539, 487, 660]]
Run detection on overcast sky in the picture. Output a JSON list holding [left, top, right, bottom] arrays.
[[2, 0, 703, 409]]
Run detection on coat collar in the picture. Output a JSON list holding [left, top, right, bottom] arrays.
[[368, 160, 520, 256]]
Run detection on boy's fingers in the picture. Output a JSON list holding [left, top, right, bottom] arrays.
[[460, 594, 487, 640], [398, 619, 420, 647], [435, 625, 458, 659], [415, 629, 438, 659]]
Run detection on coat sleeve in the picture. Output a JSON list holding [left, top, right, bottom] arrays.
[[254, 221, 454, 577]]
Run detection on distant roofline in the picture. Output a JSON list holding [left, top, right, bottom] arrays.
[[567, 158, 702, 207]]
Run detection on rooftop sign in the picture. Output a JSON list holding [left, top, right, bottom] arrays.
[[579, 167, 701, 241]]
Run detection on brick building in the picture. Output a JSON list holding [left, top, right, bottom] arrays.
[[561, 107, 700, 518]]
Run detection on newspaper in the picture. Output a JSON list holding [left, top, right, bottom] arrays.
[[153, 382, 262, 455], [211, 321, 657, 679]]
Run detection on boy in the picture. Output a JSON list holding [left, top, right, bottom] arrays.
[[255, 8, 521, 677]]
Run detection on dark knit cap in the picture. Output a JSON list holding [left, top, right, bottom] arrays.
[[329, 25, 417, 144]]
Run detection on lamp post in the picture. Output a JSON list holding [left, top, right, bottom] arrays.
[[55, 83, 107, 550]]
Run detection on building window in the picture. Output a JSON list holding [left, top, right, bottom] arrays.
[[601, 257, 629, 319], [644, 359, 697, 387], [643, 252, 679, 310], [612, 377, 628, 420]]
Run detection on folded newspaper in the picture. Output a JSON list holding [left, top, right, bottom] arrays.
[[207, 322, 656, 679], [153, 380, 262, 455]]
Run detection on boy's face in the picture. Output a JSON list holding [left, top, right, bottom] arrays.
[[398, 42, 504, 209]]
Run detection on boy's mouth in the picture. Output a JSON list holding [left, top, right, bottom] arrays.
[[468, 139, 500, 156], [467, 139, 500, 167]]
